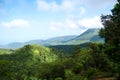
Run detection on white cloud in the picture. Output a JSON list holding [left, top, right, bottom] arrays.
[[37, 0, 76, 12], [50, 21, 64, 31], [65, 19, 78, 29], [61, 0, 75, 11], [37, 0, 50, 11], [50, 16, 104, 31], [35, 0, 117, 27], [1, 19, 30, 28], [88, 0, 116, 8], [79, 7, 86, 15], [50, 18, 79, 31], [75, 0, 116, 9], [50, 26, 57, 31], [78, 16, 103, 28], [37, 0, 116, 12], [39, 0, 115, 31]]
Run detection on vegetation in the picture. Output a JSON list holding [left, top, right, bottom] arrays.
[[0, 43, 115, 80], [0, 0, 120, 80], [99, 0, 120, 79], [0, 44, 58, 80]]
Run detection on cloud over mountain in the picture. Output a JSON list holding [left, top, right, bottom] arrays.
[[78, 16, 103, 28], [37, 0, 75, 12]]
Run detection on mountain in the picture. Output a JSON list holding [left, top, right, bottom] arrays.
[[0, 28, 104, 49], [44, 35, 77, 45], [0, 35, 77, 49], [0, 42, 24, 49], [24, 39, 45, 45], [65, 28, 104, 45]]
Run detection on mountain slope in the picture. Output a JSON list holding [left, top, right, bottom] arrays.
[[65, 28, 104, 44], [75, 28, 100, 40], [45, 35, 77, 45], [0, 35, 77, 49], [0, 28, 104, 49], [0, 42, 24, 49]]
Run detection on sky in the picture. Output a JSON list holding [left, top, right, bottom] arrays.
[[0, 0, 117, 44]]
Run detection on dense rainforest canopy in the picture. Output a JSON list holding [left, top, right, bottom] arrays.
[[0, 0, 120, 80]]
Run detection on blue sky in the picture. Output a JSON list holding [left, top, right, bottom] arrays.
[[0, 0, 117, 44]]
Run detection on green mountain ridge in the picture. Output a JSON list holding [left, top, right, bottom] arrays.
[[65, 28, 104, 44], [44, 35, 77, 45], [0, 28, 104, 49]]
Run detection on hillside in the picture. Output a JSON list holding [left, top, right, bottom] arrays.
[[0, 0, 119, 79], [0, 48, 14, 54], [0, 35, 77, 49], [0, 44, 58, 63], [44, 35, 77, 45], [0, 44, 59, 79], [49, 42, 90, 56], [65, 28, 104, 44], [0, 43, 115, 80]]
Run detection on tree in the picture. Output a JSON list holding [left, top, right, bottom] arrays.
[[99, 0, 120, 79], [0, 60, 15, 80], [99, 0, 120, 62]]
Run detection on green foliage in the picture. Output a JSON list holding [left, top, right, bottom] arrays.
[[1, 1, 120, 77], [99, 0, 120, 62], [0, 43, 116, 79], [0, 60, 15, 80], [15, 44, 57, 62], [99, 0, 120, 78], [0, 44, 57, 63], [72, 43, 115, 79], [49, 42, 89, 56], [0, 48, 14, 54], [0, 44, 58, 80], [55, 77, 63, 80]]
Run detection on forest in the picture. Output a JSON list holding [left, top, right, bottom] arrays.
[[0, 0, 120, 80]]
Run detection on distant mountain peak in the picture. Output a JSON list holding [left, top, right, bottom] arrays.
[[0, 28, 104, 49], [79, 28, 100, 37], [65, 28, 104, 44]]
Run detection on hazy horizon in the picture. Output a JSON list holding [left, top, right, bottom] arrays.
[[0, 34, 79, 45], [0, 0, 116, 44]]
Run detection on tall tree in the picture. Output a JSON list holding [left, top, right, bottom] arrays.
[[99, 0, 120, 62]]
